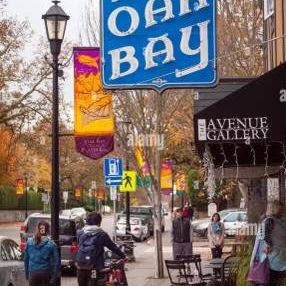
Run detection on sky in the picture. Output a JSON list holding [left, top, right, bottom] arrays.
[[6, 0, 91, 105]]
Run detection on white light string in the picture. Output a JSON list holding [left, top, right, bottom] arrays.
[[233, 143, 239, 180], [250, 143, 256, 166], [137, 33, 286, 85], [203, 144, 216, 200], [219, 143, 228, 185], [264, 143, 270, 177], [280, 142, 286, 174]]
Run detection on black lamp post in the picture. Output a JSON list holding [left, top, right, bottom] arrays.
[[42, 2, 69, 285]]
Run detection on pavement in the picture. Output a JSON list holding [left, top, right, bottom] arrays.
[[0, 216, 235, 286]]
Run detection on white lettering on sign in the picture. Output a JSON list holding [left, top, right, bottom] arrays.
[[106, 0, 212, 80], [176, 20, 209, 77], [145, 0, 174, 28], [197, 117, 269, 141], [108, 6, 139, 37], [280, 89, 286, 102], [145, 34, 175, 69], [108, 46, 139, 80]]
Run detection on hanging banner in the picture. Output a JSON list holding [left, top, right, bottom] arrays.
[[160, 162, 173, 195], [74, 47, 114, 160], [96, 188, 105, 200], [75, 186, 81, 198], [16, 178, 25, 195], [176, 172, 186, 196], [135, 146, 150, 176]]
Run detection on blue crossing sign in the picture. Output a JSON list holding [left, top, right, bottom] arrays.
[[101, 0, 217, 90], [104, 158, 123, 186]]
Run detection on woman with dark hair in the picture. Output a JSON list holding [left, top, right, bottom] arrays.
[[208, 213, 225, 259], [24, 220, 60, 286]]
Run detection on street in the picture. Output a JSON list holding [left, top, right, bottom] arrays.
[[0, 214, 216, 286]]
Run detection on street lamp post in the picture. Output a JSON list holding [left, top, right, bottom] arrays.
[[42, 2, 69, 286], [24, 175, 28, 219]]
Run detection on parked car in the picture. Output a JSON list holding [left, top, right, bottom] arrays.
[[0, 236, 28, 286], [192, 209, 247, 237], [70, 207, 87, 220], [116, 216, 150, 241], [19, 213, 85, 271], [121, 205, 167, 235]]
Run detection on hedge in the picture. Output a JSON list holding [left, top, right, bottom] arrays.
[[0, 186, 43, 210]]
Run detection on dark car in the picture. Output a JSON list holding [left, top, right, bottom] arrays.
[[19, 213, 85, 271]]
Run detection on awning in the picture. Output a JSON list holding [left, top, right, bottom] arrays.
[[194, 62, 286, 170]]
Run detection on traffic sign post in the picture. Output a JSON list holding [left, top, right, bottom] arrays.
[[104, 158, 123, 186], [110, 186, 117, 241], [101, 0, 217, 90]]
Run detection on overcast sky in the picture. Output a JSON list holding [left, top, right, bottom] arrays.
[[6, 0, 91, 105]]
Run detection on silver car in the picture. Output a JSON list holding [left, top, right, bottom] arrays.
[[0, 236, 28, 286]]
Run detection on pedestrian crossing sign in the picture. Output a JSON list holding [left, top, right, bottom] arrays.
[[119, 171, 137, 192]]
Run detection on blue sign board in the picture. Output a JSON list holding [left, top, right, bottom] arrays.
[[101, 0, 217, 90], [104, 158, 123, 186]]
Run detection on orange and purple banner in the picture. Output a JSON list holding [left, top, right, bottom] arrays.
[[160, 161, 173, 195], [74, 48, 114, 160], [176, 172, 186, 196], [16, 178, 25, 195], [135, 146, 150, 176]]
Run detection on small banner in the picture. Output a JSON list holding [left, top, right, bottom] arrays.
[[96, 188, 105, 200], [135, 147, 150, 176], [74, 47, 114, 160], [176, 172, 186, 196], [160, 162, 173, 195], [119, 171, 137, 192], [16, 178, 25, 195], [75, 186, 81, 198]]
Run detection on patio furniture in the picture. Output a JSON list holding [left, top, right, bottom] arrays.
[[165, 259, 207, 286]]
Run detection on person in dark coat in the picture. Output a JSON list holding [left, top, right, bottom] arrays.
[[76, 212, 127, 286], [171, 208, 193, 259]]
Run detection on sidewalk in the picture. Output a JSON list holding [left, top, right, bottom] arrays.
[[125, 232, 235, 286]]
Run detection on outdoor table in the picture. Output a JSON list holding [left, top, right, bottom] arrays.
[[205, 258, 224, 279], [224, 241, 249, 255]]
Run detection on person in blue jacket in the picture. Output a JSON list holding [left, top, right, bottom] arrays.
[[250, 200, 286, 286], [24, 220, 60, 286]]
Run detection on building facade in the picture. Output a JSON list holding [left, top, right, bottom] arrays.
[[264, 0, 286, 69]]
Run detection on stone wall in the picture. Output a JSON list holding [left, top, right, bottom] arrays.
[[0, 210, 42, 223]]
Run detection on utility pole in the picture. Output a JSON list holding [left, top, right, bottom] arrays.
[[154, 92, 164, 278]]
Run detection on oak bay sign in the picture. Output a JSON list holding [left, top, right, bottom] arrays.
[[101, 0, 217, 90]]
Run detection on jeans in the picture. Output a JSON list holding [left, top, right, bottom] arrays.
[[29, 271, 50, 286], [211, 246, 222, 259]]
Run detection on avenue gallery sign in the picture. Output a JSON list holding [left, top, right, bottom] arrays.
[[101, 0, 217, 90], [197, 117, 269, 141]]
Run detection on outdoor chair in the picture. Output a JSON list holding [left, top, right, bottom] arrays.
[[220, 256, 240, 286], [165, 259, 207, 286], [176, 254, 213, 282]]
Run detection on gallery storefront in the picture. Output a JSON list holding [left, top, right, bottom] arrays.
[[194, 62, 286, 221]]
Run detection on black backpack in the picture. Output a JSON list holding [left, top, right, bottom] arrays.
[[76, 231, 101, 269]]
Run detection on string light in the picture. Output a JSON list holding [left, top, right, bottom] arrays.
[[233, 143, 239, 180], [138, 33, 286, 85], [219, 143, 228, 185], [250, 143, 256, 166], [203, 144, 216, 200], [264, 143, 270, 177], [280, 142, 286, 174]]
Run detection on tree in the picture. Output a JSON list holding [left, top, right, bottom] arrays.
[[217, 0, 264, 76]]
